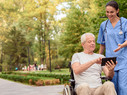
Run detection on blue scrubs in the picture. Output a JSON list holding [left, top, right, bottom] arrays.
[[97, 17, 127, 95]]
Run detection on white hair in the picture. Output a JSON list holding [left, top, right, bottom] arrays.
[[81, 33, 95, 43]]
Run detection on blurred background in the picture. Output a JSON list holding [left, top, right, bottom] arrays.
[[0, 0, 127, 72]]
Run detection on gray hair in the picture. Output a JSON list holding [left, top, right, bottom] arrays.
[[81, 33, 95, 43]]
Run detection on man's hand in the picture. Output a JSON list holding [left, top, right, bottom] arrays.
[[114, 44, 122, 52], [105, 60, 117, 71], [93, 57, 102, 64], [103, 60, 117, 78]]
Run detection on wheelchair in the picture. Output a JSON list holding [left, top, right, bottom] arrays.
[[63, 62, 111, 95]]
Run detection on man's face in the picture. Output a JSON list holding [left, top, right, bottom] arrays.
[[82, 35, 95, 52]]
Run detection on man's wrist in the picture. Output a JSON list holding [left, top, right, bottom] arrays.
[[91, 60, 95, 65]]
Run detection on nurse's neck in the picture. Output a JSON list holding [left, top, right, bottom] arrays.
[[110, 17, 120, 28], [110, 16, 120, 24]]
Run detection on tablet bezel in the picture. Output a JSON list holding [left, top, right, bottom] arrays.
[[101, 57, 116, 66]]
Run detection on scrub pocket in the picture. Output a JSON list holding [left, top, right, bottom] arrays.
[[116, 33, 124, 44]]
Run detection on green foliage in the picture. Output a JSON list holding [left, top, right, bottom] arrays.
[[0, 73, 56, 85], [1, 71, 70, 84], [59, 0, 127, 61], [59, 2, 102, 60], [0, 0, 127, 71], [0, 0, 60, 71], [95, 0, 127, 18], [59, 5, 88, 60], [2, 27, 27, 70], [49, 58, 69, 70]]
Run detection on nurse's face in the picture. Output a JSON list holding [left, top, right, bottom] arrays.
[[82, 35, 95, 52], [106, 6, 119, 21]]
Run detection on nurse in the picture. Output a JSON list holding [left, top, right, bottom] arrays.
[[97, 1, 127, 95]]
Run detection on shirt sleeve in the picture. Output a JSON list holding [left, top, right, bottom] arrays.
[[97, 23, 105, 45], [124, 20, 127, 41], [71, 53, 80, 65]]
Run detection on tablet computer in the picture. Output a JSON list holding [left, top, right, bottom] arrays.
[[101, 57, 116, 66]]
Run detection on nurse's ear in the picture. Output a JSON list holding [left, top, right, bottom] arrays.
[[116, 61, 118, 65], [116, 9, 119, 17]]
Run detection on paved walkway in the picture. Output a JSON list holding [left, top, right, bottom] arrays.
[[0, 78, 64, 95]]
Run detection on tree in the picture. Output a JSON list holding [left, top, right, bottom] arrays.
[[59, 0, 101, 60], [3, 27, 27, 70], [59, 0, 127, 61]]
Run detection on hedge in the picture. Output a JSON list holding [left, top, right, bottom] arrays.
[[2, 71, 70, 84]]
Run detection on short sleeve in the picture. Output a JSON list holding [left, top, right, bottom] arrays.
[[71, 53, 80, 65], [97, 23, 105, 45], [124, 20, 127, 41]]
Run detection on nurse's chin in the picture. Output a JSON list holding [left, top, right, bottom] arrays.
[[108, 17, 114, 20]]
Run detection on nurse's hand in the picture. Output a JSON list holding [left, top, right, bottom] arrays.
[[114, 44, 122, 52]]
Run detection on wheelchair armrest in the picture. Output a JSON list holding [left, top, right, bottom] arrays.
[[69, 79, 75, 89], [100, 76, 112, 81], [69, 79, 75, 83]]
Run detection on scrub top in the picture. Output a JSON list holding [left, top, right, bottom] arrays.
[[97, 17, 127, 70]]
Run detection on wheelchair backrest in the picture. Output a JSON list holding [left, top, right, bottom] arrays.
[[68, 61, 75, 89], [69, 61, 74, 79]]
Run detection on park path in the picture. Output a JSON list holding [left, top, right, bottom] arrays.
[[0, 78, 64, 95]]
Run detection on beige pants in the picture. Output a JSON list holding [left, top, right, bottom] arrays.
[[76, 81, 117, 95]]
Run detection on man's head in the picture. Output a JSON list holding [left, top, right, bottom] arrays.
[[81, 33, 95, 52]]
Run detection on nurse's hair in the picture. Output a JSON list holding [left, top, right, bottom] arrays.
[[106, 1, 119, 17], [81, 33, 95, 44]]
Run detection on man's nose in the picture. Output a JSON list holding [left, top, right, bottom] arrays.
[[91, 41, 95, 44]]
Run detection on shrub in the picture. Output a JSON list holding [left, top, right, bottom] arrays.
[[44, 80, 51, 85], [35, 80, 44, 86], [0, 71, 70, 84], [29, 79, 33, 85]]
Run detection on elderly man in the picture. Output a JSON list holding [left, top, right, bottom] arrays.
[[71, 33, 116, 95]]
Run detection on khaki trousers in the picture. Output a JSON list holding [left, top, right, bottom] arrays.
[[76, 81, 117, 95]]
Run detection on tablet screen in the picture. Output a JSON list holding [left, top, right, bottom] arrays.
[[101, 57, 116, 66]]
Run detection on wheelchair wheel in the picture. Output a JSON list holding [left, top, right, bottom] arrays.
[[63, 85, 71, 95]]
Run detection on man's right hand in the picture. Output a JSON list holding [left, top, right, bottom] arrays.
[[93, 57, 102, 64]]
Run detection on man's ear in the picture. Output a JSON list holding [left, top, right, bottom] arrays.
[[81, 43, 85, 48], [81, 43, 84, 47]]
